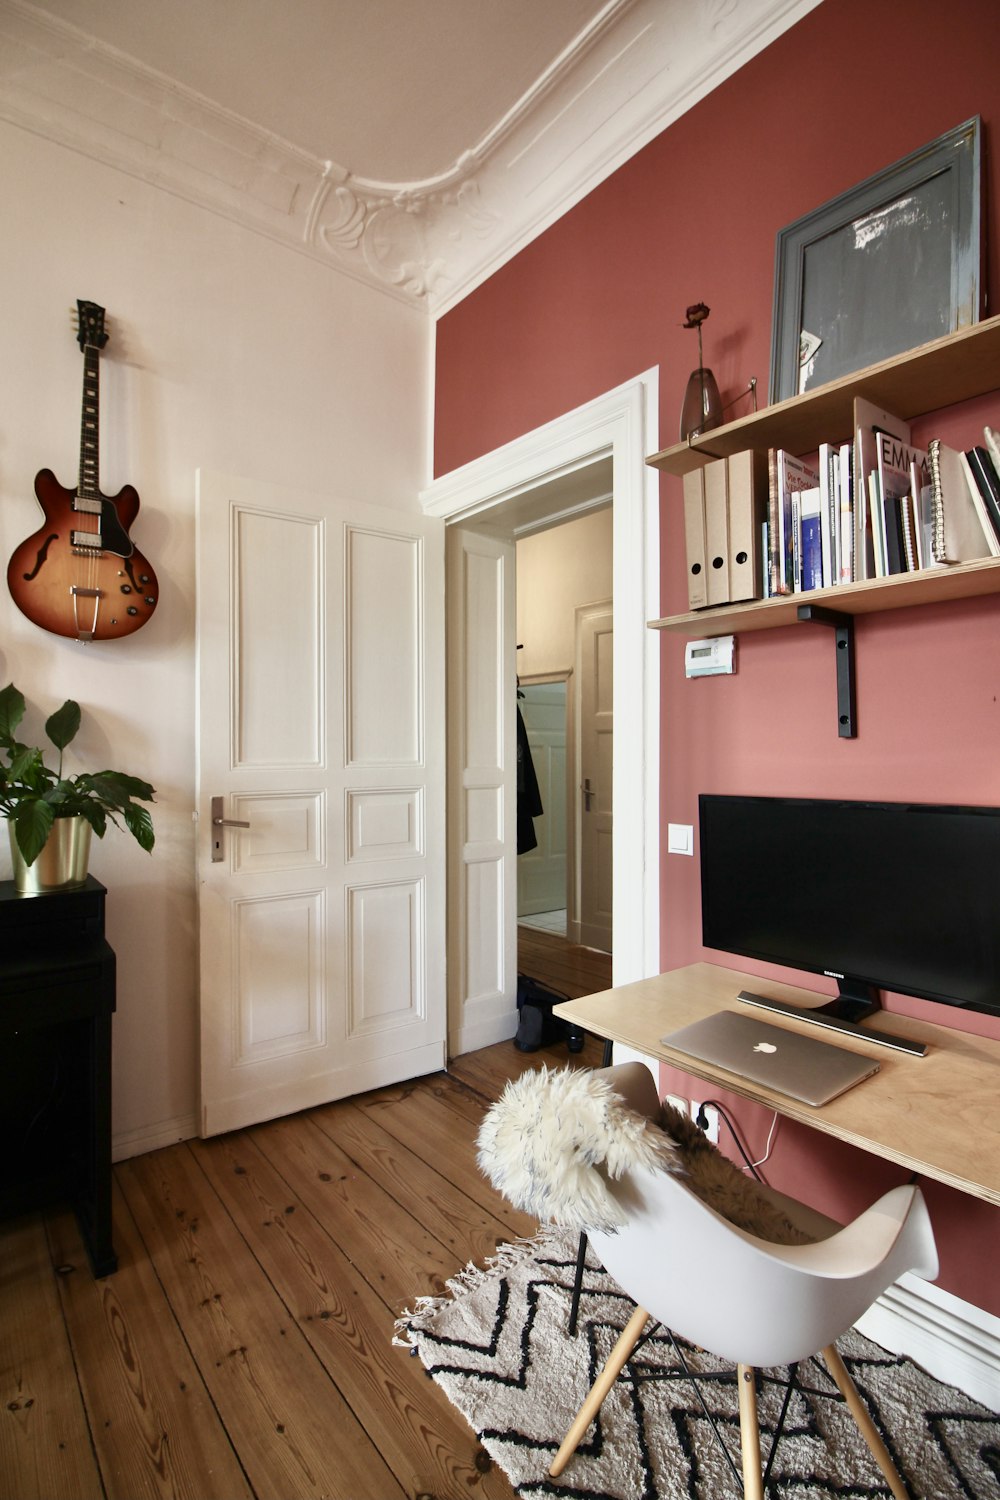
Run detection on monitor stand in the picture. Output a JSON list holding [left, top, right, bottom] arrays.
[[736, 982, 927, 1057]]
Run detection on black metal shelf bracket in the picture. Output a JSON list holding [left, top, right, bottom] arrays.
[[796, 604, 856, 738]]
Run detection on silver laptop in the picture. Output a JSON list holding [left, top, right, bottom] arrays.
[[660, 1010, 880, 1107]]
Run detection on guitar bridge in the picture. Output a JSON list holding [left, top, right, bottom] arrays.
[[70, 584, 102, 642]]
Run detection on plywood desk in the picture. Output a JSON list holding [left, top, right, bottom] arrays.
[[554, 962, 1000, 1207]]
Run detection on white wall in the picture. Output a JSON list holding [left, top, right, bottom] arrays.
[[0, 121, 430, 1156], [515, 508, 613, 678]]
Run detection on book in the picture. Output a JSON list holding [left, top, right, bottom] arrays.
[[909, 459, 935, 571], [867, 471, 885, 576], [818, 442, 838, 587], [798, 486, 823, 590], [899, 492, 919, 572], [854, 398, 910, 582], [874, 431, 927, 574], [964, 446, 1000, 545], [985, 425, 1000, 478], [957, 449, 1000, 558], [838, 442, 854, 582], [927, 439, 997, 562], [775, 449, 819, 595], [766, 449, 781, 596]]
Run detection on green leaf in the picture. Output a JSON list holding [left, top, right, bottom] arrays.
[[103, 771, 156, 802], [121, 803, 155, 852], [6, 745, 46, 786], [77, 803, 107, 838], [45, 699, 81, 753], [13, 799, 54, 866], [0, 684, 26, 745]]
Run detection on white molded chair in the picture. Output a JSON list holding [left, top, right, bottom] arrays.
[[550, 1064, 939, 1498]]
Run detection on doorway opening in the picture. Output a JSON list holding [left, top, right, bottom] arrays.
[[422, 370, 659, 1058]]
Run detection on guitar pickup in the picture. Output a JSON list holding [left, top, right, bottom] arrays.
[[71, 530, 103, 550]]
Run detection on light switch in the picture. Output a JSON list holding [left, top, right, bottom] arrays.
[[667, 823, 694, 856]]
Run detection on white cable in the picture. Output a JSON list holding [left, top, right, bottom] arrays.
[[749, 1111, 779, 1170]]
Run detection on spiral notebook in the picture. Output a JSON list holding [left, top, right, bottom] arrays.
[[660, 1010, 880, 1108]]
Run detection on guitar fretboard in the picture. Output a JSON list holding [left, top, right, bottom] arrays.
[[77, 344, 101, 512]]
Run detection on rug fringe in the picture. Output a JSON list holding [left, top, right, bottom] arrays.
[[393, 1225, 570, 1347]]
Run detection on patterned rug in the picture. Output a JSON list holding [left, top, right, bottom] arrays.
[[397, 1229, 1000, 1499]]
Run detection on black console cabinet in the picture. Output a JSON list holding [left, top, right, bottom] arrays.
[[0, 875, 116, 1276]]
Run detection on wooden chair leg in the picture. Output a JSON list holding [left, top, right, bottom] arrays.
[[821, 1344, 909, 1500], [548, 1304, 650, 1478], [736, 1364, 764, 1500]]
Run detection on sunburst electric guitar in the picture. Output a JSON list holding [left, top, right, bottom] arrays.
[[7, 300, 158, 641]]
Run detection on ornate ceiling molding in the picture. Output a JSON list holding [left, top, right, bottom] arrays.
[[0, 0, 820, 315]]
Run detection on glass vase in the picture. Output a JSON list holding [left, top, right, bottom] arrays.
[[679, 366, 723, 440]]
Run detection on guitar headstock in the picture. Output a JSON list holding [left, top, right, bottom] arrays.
[[76, 299, 109, 351]]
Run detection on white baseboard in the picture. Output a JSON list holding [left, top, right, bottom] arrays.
[[452, 1009, 518, 1058], [855, 1271, 1000, 1412], [113, 1112, 198, 1162]]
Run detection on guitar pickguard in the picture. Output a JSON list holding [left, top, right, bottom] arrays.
[[86, 496, 134, 559]]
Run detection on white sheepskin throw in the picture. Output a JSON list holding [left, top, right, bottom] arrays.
[[477, 1066, 680, 1233]]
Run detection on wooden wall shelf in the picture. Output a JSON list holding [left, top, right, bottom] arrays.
[[649, 555, 1000, 637], [647, 318, 1000, 732], [647, 314, 1000, 478]]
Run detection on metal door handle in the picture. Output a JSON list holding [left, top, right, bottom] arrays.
[[582, 778, 595, 811], [211, 796, 250, 861]]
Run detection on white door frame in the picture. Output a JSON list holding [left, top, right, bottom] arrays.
[[422, 370, 660, 1050]]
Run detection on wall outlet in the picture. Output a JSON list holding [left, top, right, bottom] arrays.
[[664, 1092, 687, 1117], [693, 1101, 720, 1144]]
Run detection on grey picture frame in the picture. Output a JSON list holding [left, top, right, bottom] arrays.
[[769, 118, 982, 404]]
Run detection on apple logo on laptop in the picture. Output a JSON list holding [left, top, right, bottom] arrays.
[[753, 1041, 778, 1054]]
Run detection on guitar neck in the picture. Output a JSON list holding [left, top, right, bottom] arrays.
[[77, 343, 102, 515]]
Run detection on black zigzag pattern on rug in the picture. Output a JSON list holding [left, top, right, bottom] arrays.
[[400, 1234, 1000, 1500]]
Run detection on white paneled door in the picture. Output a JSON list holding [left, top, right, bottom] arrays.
[[577, 602, 613, 953], [445, 525, 517, 1056], [196, 472, 445, 1136]]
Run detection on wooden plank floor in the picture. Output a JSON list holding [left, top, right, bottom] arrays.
[[0, 1017, 603, 1500], [516, 924, 612, 1000]]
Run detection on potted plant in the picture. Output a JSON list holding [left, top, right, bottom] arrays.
[[0, 682, 155, 894]]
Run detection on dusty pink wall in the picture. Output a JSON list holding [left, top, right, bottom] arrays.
[[435, 0, 1000, 1317]]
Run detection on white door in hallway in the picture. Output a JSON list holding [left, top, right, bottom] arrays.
[[516, 681, 567, 917], [196, 470, 445, 1136], [577, 601, 612, 953]]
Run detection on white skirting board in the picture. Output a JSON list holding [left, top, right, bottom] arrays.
[[113, 1112, 198, 1161], [855, 1271, 1000, 1412]]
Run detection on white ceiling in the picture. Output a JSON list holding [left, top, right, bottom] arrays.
[[27, 0, 609, 183], [0, 0, 820, 312]]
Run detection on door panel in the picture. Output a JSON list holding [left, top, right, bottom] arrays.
[[197, 470, 445, 1136]]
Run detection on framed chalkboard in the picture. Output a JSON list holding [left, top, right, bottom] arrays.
[[769, 118, 982, 403]]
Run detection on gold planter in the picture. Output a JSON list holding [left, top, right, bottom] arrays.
[[8, 816, 93, 895]]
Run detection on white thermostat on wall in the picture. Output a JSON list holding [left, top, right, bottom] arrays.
[[684, 634, 735, 678]]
